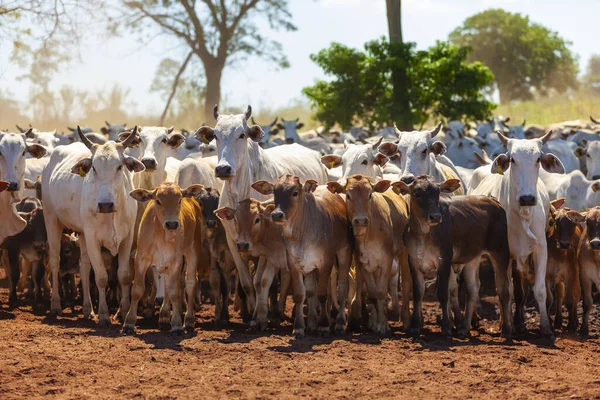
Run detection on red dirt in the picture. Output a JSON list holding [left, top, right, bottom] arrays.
[[1, 283, 600, 399]]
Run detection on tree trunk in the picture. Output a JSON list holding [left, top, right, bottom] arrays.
[[204, 59, 225, 124], [160, 52, 193, 126], [387, 0, 413, 130]]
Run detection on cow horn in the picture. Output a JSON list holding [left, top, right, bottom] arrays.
[[77, 126, 94, 149], [430, 122, 443, 138], [105, 121, 111, 127], [120, 126, 139, 147], [23, 127, 34, 139], [522, 119, 526, 127], [245, 105, 252, 121], [295, 117, 300, 123], [495, 130, 509, 147], [540, 129, 553, 144], [15, 124, 25, 133], [270, 117, 278, 127], [372, 136, 383, 150], [213, 104, 219, 120], [251, 117, 257, 126], [591, 115, 600, 125], [393, 124, 401, 139]]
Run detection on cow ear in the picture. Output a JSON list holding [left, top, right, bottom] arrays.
[[541, 153, 565, 174], [130, 188, 154, 203], [214, 207, 236, 221], [591, 182, 600, 193], [550, 198, 566, 210], [23, 128, 36, 139], [575, 147, 587, 157], [373, 153, 388, 167], [296, 123, 305, 130], [166, 133, 185, 148], [100, 127, 109, 136], [439, 179, 461, 193], [247, 125, 265, 142], [491, 153, 510, 175], [391, 181, 410, 195], [373, 180, 391, 193], [429, 141, 446, 156], [326, 181, 344, 194], [321, 155, 342, 169], [194, 126, 215, 144], [118, 131, 141, 147], [567, 210, 585, 224], [251, 180, 273, 195], [122, 156, 145, 172], [167, 126, 175, 134], [270, 128, 279, 136], [0, 181, 8, 193], [182, 184, 205, 198], [263, 203, 276, 217], [304, 180, 318, 193], [70, 158, 92, 177], [276, 123, 284, 130], [27, 144, 47, 159], [378, 142, 398, 157], [24, 179, 36, 190]]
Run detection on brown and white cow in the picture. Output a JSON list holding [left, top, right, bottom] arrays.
[[215, 198, 291, 331], [327, 174, 410, 334], [252, 175, 352, 338], [123, 182, 204, 334], [576, 206, 600, 337], [546, 198, 582, 332], [393, 175, 512, 339]]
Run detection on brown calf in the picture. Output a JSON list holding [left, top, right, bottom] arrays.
[[215, 198, 291, 331], [123, 182, 204, 334], [253, 175, 353, 338], [576, 206, 600, 337], [393, 175, 512, 339], [546, 198, 582, 332]]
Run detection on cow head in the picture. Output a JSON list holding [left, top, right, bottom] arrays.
[[321, 138, 387, 182], [252, 174, 317, 224], [251, 116, 279, 146], [583, 206, 600, 250], [119, 126, 184, 172], [195, 187, 221, 238], [378, 123, 445, 185], [198, 139, 217, 158], [101, 121, 127, 141], [547, 199, 583, 250], [215, 198, 274, 253], [501, 119, 526, 139], [392, 175, 460, 227], [276, 117, 304, 144], [70, 126, 145, 213], [193, 105, 264, 180], [327, 174, 390, 236], [491, 130, 564, 207], [23, 128, 59, 154], [0, 130, 47, 193], [130, 182, 204, 231], [445, 135, 482, 169], [28, 206, 47, 251], [181, 129, 202, 152], [576, 141, 600, 180]]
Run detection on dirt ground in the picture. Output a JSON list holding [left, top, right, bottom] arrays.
[[2, 280, 600, 400]]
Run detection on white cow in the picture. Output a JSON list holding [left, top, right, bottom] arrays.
[[42, 128, 144, 323], [444, 134, 483, 169], [542, 140, 579, 173], [194, 105, 328, 317], [276, 118, 332, 154], [320, 138, 388, 183], [100, 121, 127, 141], [576, 141, 600, 180], [540, 169, 599, 211], [471, 131, 565, 339]]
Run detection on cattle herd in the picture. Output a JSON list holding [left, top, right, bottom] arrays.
[[2, 105, 600, 343]]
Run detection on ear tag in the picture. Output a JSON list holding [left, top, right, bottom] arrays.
[[496, 164, 504, 175], [78, 166, 87, 177], [201, 136, 209, 144]]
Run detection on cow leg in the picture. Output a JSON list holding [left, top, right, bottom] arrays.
[[448, 268, 463, 329], [84, 240, 110, 326], [78, 235, 94, 320], [18, 259, 31, 296], [31, 260, 44, 307], [565, 270, 580, 333], [45, 214, 64, 317], [437, 258, 453, 339], [580, 270, 594, 338], [388, 259, 400, 322], [532, 247, 553, 339], [348, 263, 363, 332], [278, 269, 291, 321], [7, 249, 21, 306], [329, 267, 339, 319], [166, 261, 184, 334], [399, 250, 412, 330], [512, 261, 527, 334], [553, 281, 564, 330], [184, 250, 199, 332], [251, 257, 269, 331], [262, 261, 277, 330], [317, 263, 333, 336], [268, 267, 280, 323], [223, 223, 256, 318], [209, 257, 224, 325], [334, 249, 351, 335], [489, 251, 512, 339], [458, 259, 479, 338], [289, 261, 306, 339], [305, 270, 319, 333], [122, 256, 148, 334], [115, 236, 134, 322], [408, 255, 425, 336]]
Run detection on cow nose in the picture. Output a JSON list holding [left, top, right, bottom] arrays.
[[590, 239, 600, 250], [141, 158, 157, 170], [32, 241, 46, 251], [559, 241, 571, 250], [237, 242, 250, 252], [400, 176, 414, 185], [215, 165, 232, 178], [164, 221, 180, 230], [519, 195, 536, 206], [429, 213, 442, 224], [593, 175, 600, 181], [97, 202, 115, 213], [206, 220, 217, 228], [7, 181, 19, 192], [271, 210, 285, 221], [285, 138, 295, 144], [353, 217, 369, 227], [155, 296, 164, 306]]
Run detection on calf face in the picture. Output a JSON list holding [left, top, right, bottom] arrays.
[[576, 141, 600, 180], [215, 199, 272, 254], [119, 126, 184, 171], [321, 140, 387, 181], [251, 175, 318, 224], [392, 175, 460, 226], [130, 182, 204, 230], [327, 174, 390, 236], [0, 131, 46, 192], [276, 118, 304, 144], [584, 207, 600, 250], [27, 207, 47, 251], [195, 187, 220, 237], [547, 201, 583, 250]]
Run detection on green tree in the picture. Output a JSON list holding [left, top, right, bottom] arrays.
[[583, 55, 600, 95], [450, 9, 578, 104], [303, 38, 495, 130]]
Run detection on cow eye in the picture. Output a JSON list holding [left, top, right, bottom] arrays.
[[537, 157, 541, 163], [178, 199, 182, 205], [421, 149, 427, 157], [22, 151, 26, 156], [510, 157, 515, 164], [587, 154, 591, 158], [368, 193, 372, 200], [239, 133, 245, 139], [254, 217, 260, 224], [117, 165, 122, 171], [361, 160, 368, 165], [156, 200, 161, 206], [161, 138, 167, 144], [92, 166, 97, 174], [292, 191, 299, 197]]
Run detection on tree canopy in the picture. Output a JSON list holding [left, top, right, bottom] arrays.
[[450, 9, 578, 104], [303, 38, 495, 130], [583, 55, 600, 96]]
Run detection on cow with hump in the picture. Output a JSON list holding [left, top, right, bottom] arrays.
[[575, 206, 600, 337], [42, 126, 144, 324], [252, 175, 352, 338], [123, 182, 204, 334], [194, 105, 328, 322], [470, 130, 565, 340], [393, 175, 512, 339], [327, 174, 410, 334]]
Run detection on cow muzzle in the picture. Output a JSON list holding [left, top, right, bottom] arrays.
[[215, 165, 233, 179], [7, 181, 19, 192], [590, 239, 600, 250], [164, 220, 180, 230], [428, 213, 442, 225], [141, 158, 157, 170], [271, 210, 286, 223], [97, 202, 115, 213], [206, 220, 217, 229], [558, 241, 571, 250], [32, 241, 46, 251], [237, 242, 250, 252], [352, 217, 369, 235], [519, 195, 536, 207], [400, 175, 414, 185]]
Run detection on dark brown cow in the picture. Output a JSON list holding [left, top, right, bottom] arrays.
[[576, 206, 600, 337], [393, 175, 512, 339], [252, 175, 352, 338], [546, 198, 582, 332]]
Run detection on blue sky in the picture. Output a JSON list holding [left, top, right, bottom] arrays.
[[0, 0, 597, 116]]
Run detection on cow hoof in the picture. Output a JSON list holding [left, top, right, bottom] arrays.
[[292, 329, 305, 340], [122, 326, 136, 336], [334, 324, 346, 335], [318, 327, 330, 337], [348, 319, 361, 332], [580, 328, 589, 339], [514, 323, 527, 335], [247, 323, 257, 333], [170, 328, 184, 336], [258, 321, 269, 332], [457, 330, 469, 340], [184, 324, 195, 333], [158, 321, 171, 331], [48, 309, 63, 318], [97, 318, 111, 328]]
